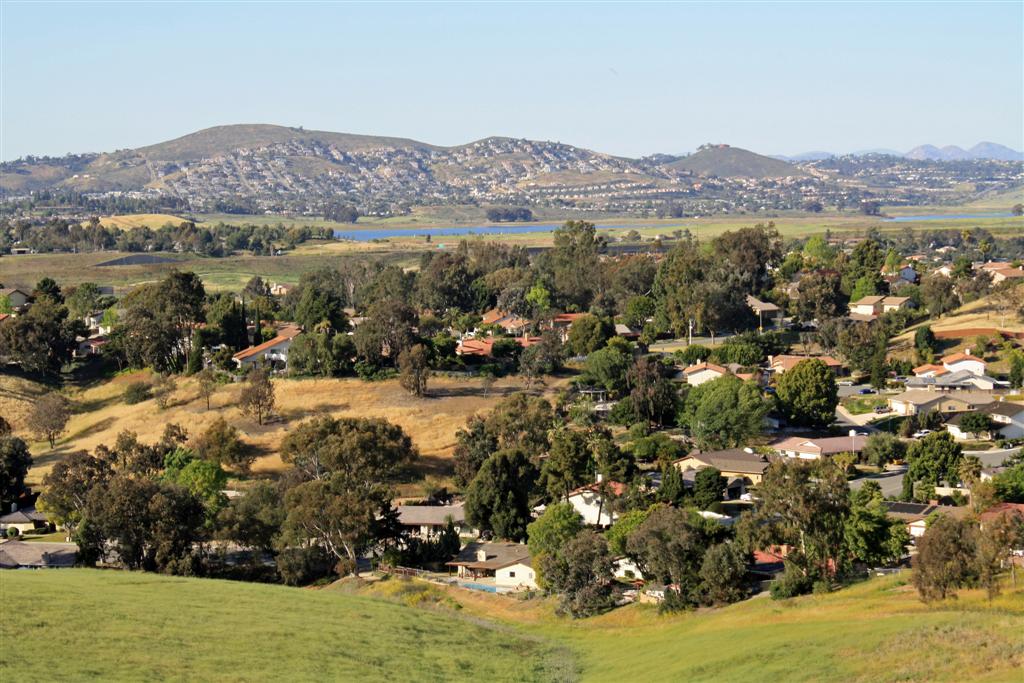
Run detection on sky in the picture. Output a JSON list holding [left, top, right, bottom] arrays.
[[1, 1, 1022, 161]]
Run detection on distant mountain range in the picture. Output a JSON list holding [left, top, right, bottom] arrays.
[[773, 142, 1023, 162]]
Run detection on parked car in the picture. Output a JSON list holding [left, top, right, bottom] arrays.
[[912, 429, 932, 438], [874, 406, 890, 414], [858, 388, 875, 395]]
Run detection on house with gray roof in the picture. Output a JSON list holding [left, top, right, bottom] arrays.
[[0, 541, 77, 569], [395, 503, 473, 539], [446, 541, 536, 590]]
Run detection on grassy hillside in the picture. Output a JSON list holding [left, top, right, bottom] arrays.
[[665, 145, 806, 178], [0, 570, 571, 681], [7, 371, 564, 492], [2, 569, 1021, 682]]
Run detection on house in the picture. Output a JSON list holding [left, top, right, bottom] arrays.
[[768, 354, 844, 376], [269, 283, 292, 296], [894, 264, 918, 284], [912, 363, 949, 378], [882, 502, 970, 539], [395, 503, 472, 539], [905, 369, 1000, 392], [455, 335, 539, 357], [745, 295, 783, 331], [232, 325, 302, 370], [673, 447, 769, 486], [612, 556, 644, 581], [565, 479, 627, 526], [0, 288, 31, 309], [75, 335, 109, 358], [549, 313, 588, 342], [0, 505, 51, 534], [446, 541, 537, 590], [978, 502, 1024, 530], [613, 323, 640, 339], [0, 541, 77, 569], [939, 351, 987, 377], [680, 362, 729, 386], [772, 434, 867, 460], [947, 401, 1024, 440], [979, 262, 1024, 285], [887, 390, 994, 417], [847, 295, 912, 320], [479, 309, 531, 336]]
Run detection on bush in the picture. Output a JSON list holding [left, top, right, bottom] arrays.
[[123, 381, 152, 404], [770, 565, 812, 600], [6, 527, 19, 538]]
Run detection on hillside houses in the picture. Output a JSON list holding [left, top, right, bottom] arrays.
[[945, 401, 1024, 440], [232, 324, 302, 370], [673, 448, 770, 487], [446, 542, 537, 591]]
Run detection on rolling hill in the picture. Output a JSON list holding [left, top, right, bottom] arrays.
[[2, 569, 1021, 682], [906, 142, 1023, 162], [665, 144, 806, 178]]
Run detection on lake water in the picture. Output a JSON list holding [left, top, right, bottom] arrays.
[[884, 212, 1017, 222], [333, 223, 647, 241]]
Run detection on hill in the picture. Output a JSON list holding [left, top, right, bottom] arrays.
[[0, 569, 571, 681], [664, 144, 806, 178], [906, 142, 1023, 162], [2, 569, 1021, 682]]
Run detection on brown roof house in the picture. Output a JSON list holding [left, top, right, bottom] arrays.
[[446, 541, 537, 591]]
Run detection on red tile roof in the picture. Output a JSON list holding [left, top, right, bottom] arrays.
[[940, 352, 986, 365], [770, 355, 842, 371], [232, 330, 299, 361], [569, 480, 628, 497], [683, 362, 728, 376], [552, 313, 587, 324], [979, 502, 1024, 524]]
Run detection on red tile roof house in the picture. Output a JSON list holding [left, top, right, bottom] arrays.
[[680, 361, 730, 386], [455, 335, 539, 357], [232, 325, 302, 371], [478, 309, 531, 336], [772, 434, 868, 460], [548, 312, 588, 342], [564, 480, 628, 527]]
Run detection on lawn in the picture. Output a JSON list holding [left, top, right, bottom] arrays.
[[0, 569, 572, 682], [2, 569, 1021, 682], [841, 395, 888, 415]]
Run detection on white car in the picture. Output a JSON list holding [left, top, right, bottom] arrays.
[[838, 380, 855, 386], [912, 429, 932, 438]]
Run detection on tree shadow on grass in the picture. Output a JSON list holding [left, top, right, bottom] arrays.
[[65, 416, 116, 442], [426, 386, 518, 399]]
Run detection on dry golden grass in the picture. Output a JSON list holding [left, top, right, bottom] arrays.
[[96, 214, 188, 230], [23, 372, 564, 489], [0, 375, 50, 433]]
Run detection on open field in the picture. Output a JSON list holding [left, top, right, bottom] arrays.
[[0, 569, 572, 682], [2, 569, 1021, 682], [4, 209, 1020, 292], [97, 213, 191, 230], [2, 372, 565, 491]]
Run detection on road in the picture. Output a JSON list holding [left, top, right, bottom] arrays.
[[849, 446, 1020, 498]]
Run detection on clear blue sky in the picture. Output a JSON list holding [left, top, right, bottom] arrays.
[[2, 1, 1022, 160]]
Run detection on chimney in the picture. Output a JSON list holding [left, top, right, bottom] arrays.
[[965, 347, 971, 356], [475, 549, 488, 563], [10, 502, 16, 513], [596, 473, 604, 483]]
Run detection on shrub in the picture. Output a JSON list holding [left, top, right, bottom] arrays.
[[123, 381, 152, 405], [770, 565, 812, 600], [6, 527, 19, 538]]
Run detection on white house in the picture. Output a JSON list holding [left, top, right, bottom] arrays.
[[565, 480, 627, 527], [905, 369, 1000, 392], [446, 542, 537, 590], [232, 326, 302, 371], [939, 351, 986, 377], [680, 362, 729, 386], [848, 295, 911, 320], [949, 401, 1024, 441]]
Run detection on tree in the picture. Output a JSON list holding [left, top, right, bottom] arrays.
[[746, 459, 850, 585], [920, 274, 959, 318], [692, 467, 725, 511], [914, 325, 937, 359], [0, 436, 32, 508], [903, 432, 963, 501], [398, 344, 431, 397], [844, 485, 909, 567], [193, 416, 253, 473], [582, 343, 632, 396], [483, 393, 554, 457], [527, 502, 584, 586], [606, 506, 654, 556], [112, 271, 206, 372], [958, 412, 994, 439], [39, 451, 113, 534], [623, 295, 655, 330], [912, 515, 976, 602], [699, 541, 750, 605], [841, 238, 885, 295], [65, 282, 112, 320], [0, 299, 82, 377], [627, 356, 678, 427], [540, 429, 592, 501], [539, 529, 614, 617], [216, 481, 284, 554], [452, 415, 498, 488], [776, 359, 838, 428], [565, 314, 612, 356], [239, 368, 275, 425], [992, 463, 1024, 503], [862, 432, 905, 468], [658, 463, 688, 507], [625, 506, 712, 604], [540, 221, 602, 309], [682, 375, 769, 450], [465, 449, 538, 541], [152, 373, 177, 410], [165, 454, 229, 524], [279, 415, 417, 484], [28, 393, 70, 448], [196, 367, 218, 410]]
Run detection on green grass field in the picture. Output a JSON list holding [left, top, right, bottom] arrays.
[[0, 569, 573, 682], [2, 569, 1021, 682]]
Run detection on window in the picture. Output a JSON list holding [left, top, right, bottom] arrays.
[[509, 571, 516, 577]]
